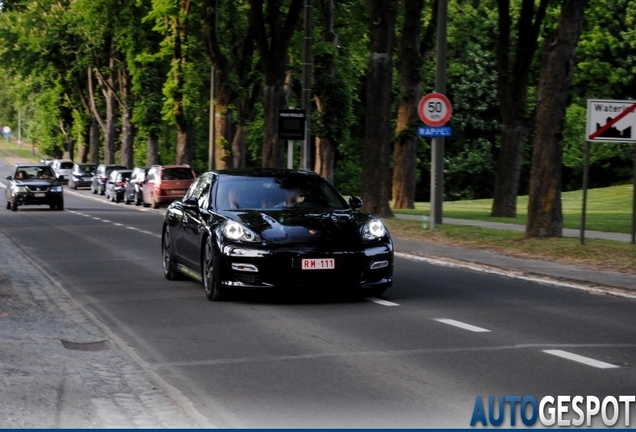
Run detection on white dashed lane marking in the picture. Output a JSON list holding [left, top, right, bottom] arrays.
[[68, 211, 161, 238], [364, 297, 400, 306], [543, 349, 619, 369], [433, 318, 491, 333]]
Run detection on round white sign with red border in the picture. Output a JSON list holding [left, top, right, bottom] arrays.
[[418, 92, 452, 126]]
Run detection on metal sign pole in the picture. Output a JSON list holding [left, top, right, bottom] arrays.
[[580, 140, 590, 245], [430, 0, 448, 230]]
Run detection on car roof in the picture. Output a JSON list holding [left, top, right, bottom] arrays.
[[214, 168, 318, 178], [16, 163, 49, 168]]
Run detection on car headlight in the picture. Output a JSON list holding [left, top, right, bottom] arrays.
[[50, 186, 63, 192], [222, 221, 261, 243], [362, 218, 386, 241], [14, 186, 28, 193]]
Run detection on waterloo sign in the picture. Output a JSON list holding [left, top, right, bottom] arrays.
[[586, 99, 636, 143]]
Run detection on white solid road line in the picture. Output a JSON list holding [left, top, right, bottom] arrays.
[[543, 349, 619, 369], [364, 297, 400, 307], [433, 318, 492, 333]]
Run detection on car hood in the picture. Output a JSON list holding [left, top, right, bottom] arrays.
[[14, 179, 60, 187], [219, 208, 369, 245]]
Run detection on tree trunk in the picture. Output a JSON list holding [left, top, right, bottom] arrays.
[[119, 69, 134, 169], [491, 0, 549, 217], [78, 140, 88, 163], [314, 136, 335, 183], [147, 134, 160, 166], [261, 84, 288, 168], [491, 123, 528, 216], [176, 125, 193, 165], [214, 85, 233, 169], [102, 56, 118, 165], [392, 0, 424, 209], [525, 0, 585, 238], [250, 0, 303, 169], [361, 0, 397, 218], [313, 0, 338, 183], [88, 119, 100, 164], [231, 125, 247, 168]]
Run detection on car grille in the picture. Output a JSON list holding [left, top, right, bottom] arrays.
[[26, 185, 49, 192]]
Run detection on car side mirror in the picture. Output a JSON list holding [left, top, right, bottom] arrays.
[[182, 197, 198, 210], [5, 176, 12, 180], [349, 196, 363, 209]]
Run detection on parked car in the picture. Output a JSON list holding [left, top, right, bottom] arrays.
[[51, 159, 74, 182], [91, 164, 128, 195], [161, 169, 393, 301], [5, 164, 64, 211], [123, 167, 149, 206], [105, 169, 133, 203], [68, 163, 97, 190], [143, 165, 196, 209]]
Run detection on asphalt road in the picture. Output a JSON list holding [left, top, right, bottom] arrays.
[[1, 158, 635, 428]]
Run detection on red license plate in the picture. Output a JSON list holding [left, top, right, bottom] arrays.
[[301, 258, 335, 270]]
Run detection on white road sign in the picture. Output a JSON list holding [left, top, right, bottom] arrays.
[[586, 99, 636, 143]]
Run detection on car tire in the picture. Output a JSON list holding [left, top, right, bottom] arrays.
[[203, 237, 223, 301], [115, 194, 120, 203], [100, 186, 105, 196], [58, 202, 64, 211], [162, 228, 179, 281], [6, 200, 10, 210], [134, 191, 142, 206], [50, 203, 56, 210], [11, 200, 17, 212]]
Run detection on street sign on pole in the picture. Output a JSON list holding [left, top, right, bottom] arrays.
[[418, 92, 452, 127], [586, 99, 636, 143], [418, 126, 452, 138], [278, 110, 306, 140], [581, 99, 636, 244]]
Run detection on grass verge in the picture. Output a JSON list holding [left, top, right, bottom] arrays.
[[384, 218, 636, 275], [392, 185, 636, 234], [0, 139, 41, 162]]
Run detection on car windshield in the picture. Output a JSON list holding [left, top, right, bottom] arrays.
[[60, 162, 73, 169], [15, 166, 55, 180], [78, 164, 96, 175], [215, 174, 348, 211], [161, 168, 194, 180]]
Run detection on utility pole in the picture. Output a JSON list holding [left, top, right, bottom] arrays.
[[430, 0, 448, 229], [301, 0, 312, 170]]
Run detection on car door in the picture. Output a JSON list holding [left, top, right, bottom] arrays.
[[179, 175, 213, 272]]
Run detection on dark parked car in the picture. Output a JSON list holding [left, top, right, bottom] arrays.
[[5, 164, 64, 211], [161, 169, 393, 301], [91, 164, 128, 195], [123, 167, 149, 205], [68, 163, 97, 189], [105, 169, 133, 203]]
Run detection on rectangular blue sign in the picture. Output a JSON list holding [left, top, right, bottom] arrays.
[[417, 126, 452, 137]]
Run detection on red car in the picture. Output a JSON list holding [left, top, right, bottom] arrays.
[[143, 165, 197, 209]]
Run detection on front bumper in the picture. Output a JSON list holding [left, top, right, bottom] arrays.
[[12, 191, 63, 206], [216, 242, 393, 290]]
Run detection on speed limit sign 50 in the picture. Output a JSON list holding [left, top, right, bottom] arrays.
[[418, 92, 452, 126]]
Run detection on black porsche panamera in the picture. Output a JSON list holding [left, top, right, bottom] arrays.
[[162, 169, 394, 301]]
